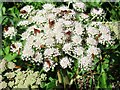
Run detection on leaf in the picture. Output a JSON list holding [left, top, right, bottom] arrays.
[[2, 7, 6, 15], [0, 49, 4, 56], [4, 54, 13, 61], [46, 80, 56, 90], [40, 82, 46, 88], [49, 77, 54, 81], [4, 53, 17, 62], [0, 3, 3, 9], [4, 46, 10, 55], [97, 64, 101, 73], [99, 66, 107, 88]]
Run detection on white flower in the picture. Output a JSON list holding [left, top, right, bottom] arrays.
[[43, 59, 53, 72], [0, 81, 7, 89], [60, 57, 72, 69], [73, 46, 84, 57], [22, 45, 34, 60], [10, 42, 22, 53], [86, 37, 98, 46], [80, 13, 89, 20], [55, 32, 65, 44], [36, 78, 42, 85], [87, 46, 101, 55], [31, 85, 39, 89], [26, 25, 39, 34], [74, 22, 84, 35], [0, 59, 7, 73], [17, 20, 30, 26], [0, 75, 2, 82], [42, 4, 54, 10], [73, 2, 86, 11], [7, 62, 15, 70], [20, 5, 34, 13], [17, 82, 25, 88], [21, 31, 30, 40], [59, 6, 69, 11], [86, 26, 100, 36], [33, 36, 45, 49], [63, 20, 72, 27], [40, 73, 47, 81], [98, 24, 112, 44], [8, 81, 14, 88], [99, 34, 112, 44], [62, 43, 72, 53], [25, 75, 36, 86], [26, 35, 35, 47], [4, 27, 17, 39], [47, 13, 56, 20], [72, 35, 82, 45], [33, 52, 43, 63], [44, 48, 60, 58], [44, 38, 55, 47], [80, 55, 93, 70], [4, 72, 15, 79], [91, 8, 104, 16], [99, 24, 110, 35], [12, 3, 113, 71], [90, 22, 103, 26], [32, 16, 47, 24], [36, 10, 46, 16]]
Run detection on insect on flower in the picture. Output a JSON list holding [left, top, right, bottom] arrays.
[[11, 44, 16, 49], [18, 49, 20, 55], [65, 31, 72, 35], [61, 10, 72, 14], [92, 53, 95, 59], [34, 28, 40, 35], [15, 65, 22, 69], [20, 10, 27, 14], [95, 33, 102, 41], [4, 26, 8, 32], [40, 45, 45, 48], [49, 19, 55, 28], [45, 59, 51, 68]]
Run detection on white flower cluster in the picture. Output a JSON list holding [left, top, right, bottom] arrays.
[[0, 59, 47, 89], [0, 59, 15, 74], [91, 8, 104, 16], [72, 2, 105, 21], [10, 42, 22, 54], [4, 3, 114, 71], [73, 2, 86, 12], [3, 27, 17, 39], [90, 8, 105, 20]]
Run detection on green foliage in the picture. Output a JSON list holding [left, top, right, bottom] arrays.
[[46, 77, 56, 90], [4, 53, 17, 62]]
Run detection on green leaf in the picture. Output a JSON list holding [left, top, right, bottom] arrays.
[[4, 53, 17, 62], [4, 54, 13, 61], [4, 46, 10, 55], [46, 80, 56, 90], [13, 59, 17, 62], [0, 3, 3, 9], [49, 77, 54, 81], [2, 7, 6, 15], [99, 66, 107, 88], [40, 82, 46, 88], [0, 49, 4, 56], [97, 64, 101, 73]]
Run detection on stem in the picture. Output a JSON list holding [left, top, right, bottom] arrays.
[[57, 69, 62, 84], [63, 70, 69, 89]]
